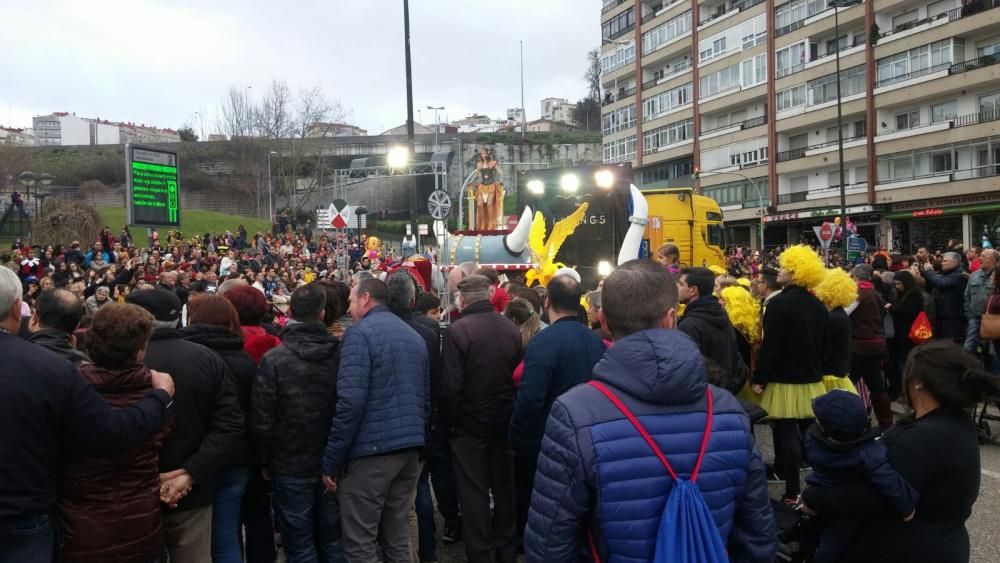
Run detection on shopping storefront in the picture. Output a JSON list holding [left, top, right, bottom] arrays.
[[886, 193, 1000, 253], [762, 205, 882, 249]]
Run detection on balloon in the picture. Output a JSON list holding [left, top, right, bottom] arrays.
[[834, 216, 842, 226]]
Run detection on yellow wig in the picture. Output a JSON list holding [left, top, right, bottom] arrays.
[[778, 245, 825, 289], [720, 285, 761, 344], [814, 268, 858, 311]]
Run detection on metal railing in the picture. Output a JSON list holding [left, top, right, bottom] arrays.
[[642, 0, 680, 22], [602, 0, 628, 15], [641, 62, 693, 89], [778, 191, 809, 204], [602, 87, 638, 106], [953, 109, 1000, 128], [700, 114, 768, 136], [879, 0, 1000, 40], [607, 24, 635, 41], [876, 61, 951, 88], [699, 0, 765, 27], [775, 134, 865, 162], [950, 53, 1000, 76]]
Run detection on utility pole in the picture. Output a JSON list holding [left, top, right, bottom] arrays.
[[520, 40, 527, 138], [403, 0, 415, 155]]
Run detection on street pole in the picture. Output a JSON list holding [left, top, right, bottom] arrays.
[[427, 106, 444, 150], [520, 40, 527, 137], [832, 0, 856, 260], [403, 0, 415, 155], [267, 151, 275, 220]]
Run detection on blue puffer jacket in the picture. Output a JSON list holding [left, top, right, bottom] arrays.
[[322, 305, 429, 475], [524, 329, 776, 563]]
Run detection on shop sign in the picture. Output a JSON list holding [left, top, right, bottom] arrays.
[[763, 205, 876, 224], [891, 192, 1000, 212], [911, 208, 945, 218]]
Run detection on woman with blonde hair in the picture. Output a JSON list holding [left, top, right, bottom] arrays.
[[814, 267, 859, 395], [504, 298, 543, 387]]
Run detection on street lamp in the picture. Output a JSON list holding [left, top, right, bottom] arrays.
[[267, 151, 277, 220], [699, 169, 766, 250], [830, 0, 863, 260], [427, 106, 445, 150]]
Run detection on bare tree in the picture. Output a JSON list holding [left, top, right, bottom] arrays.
[[217, 87, 256, 139], [585, 48, 602, 102], [256, 80, 294, 139]]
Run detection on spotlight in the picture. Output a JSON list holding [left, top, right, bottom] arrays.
[[527, 179, 545, 194], [559, 174, 580, 193], [387, 146, 410, 168], [598, 260, 613, 277], [594, 169, 615, 189]]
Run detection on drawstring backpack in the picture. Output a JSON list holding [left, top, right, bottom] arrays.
[[588, 381, 729, 563]]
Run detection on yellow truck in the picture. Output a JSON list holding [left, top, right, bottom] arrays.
[[639, 187, 727, 269]]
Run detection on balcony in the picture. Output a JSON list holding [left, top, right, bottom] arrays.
[[775, 134, 865, 162], [607, 24, 635, 41], [642, 0, 683, 23], [953, 109, 1000, 128], [641, 62, 693, 89], [877, 0, 1000, 41], [950, 53, 1000, 76], [602, 87, 637, 106], [876, 62, 951, 89], [602, 0, 628, 15], [699, 0, 765, 28], [701, 114, 768, 136]]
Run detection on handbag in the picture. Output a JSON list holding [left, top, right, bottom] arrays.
[[982, 296, 1000, 340], [908, 311, 933, 344]]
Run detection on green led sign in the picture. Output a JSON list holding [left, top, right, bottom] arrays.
[[126, 144, 181, 227]]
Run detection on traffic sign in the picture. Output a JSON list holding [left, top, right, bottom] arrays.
[[847, 235, 868, 262], [813, 222, 834, 251], [418, 224, 429, 236], [126, 144, 180, 227], [331, 199, 350, 228], [427, 190, 451, 220]]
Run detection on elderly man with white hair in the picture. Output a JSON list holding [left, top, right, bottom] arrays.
[[965, 248, 999, 353], [921, 251, 968, 343], [0, 265, 174, 562]]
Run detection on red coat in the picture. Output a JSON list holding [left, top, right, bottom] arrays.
[[243, 324, 282, 364], [58, 363, 167, 563]]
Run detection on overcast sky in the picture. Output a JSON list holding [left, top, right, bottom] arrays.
[[1, 0, 600, 135]]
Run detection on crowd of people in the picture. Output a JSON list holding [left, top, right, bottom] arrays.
[[1, 222, 999, 563]]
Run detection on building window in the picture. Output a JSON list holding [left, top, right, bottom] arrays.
[[638, 158, 693, 186], [775, 0, 830, 34], [876, 39, 953, 86], [643, 118, 693, 153], [927, 0, 951, 17], [600, 43, 635, 75], [602, 104, 637, 134], [603, 134, 638, 163], [776, 41, 808, 78], [979, 91, 1000, 118], [891, 9, 919, 30], [603, 10, 635, 41], [977, 35, 1000, 57], [700, 55, 765, 99], [643, 83, 693, 121], [703, 177, 768, 206], [896, 110, 921, 130], [642, 11, 692, 55], [776, 84, 808, 111], [931, 100, 958, 124], [807, 65, 865, 105]]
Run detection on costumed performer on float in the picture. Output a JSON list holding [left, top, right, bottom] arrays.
[[472, 147, 505, 231], [814, 267, 859, 395], [752, 244, 830, 503]]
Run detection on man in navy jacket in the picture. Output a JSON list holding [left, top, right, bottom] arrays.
[[525, 260, 776, 563], [322, 278, 429, 563], [509, 274, 605, 534]]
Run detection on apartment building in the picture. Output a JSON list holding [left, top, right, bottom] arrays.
[[601, 0, 1000, 252], [32, 113, 180, 146]]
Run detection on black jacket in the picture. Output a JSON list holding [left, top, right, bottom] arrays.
[[677, 296, 747, 394], [922, 267, 967, 320], [888, 289, 923, 341], [178, 324, 256, 468], [252, 322, 340, 477], [824, 307, 851, 378], [441, 300, 523, 437], [143, 328, 244, 510], [755, 285, 828, 386], [0, 333, 169, 521], [25, 328, 89, 364]]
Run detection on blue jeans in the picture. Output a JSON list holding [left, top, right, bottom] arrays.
[[415, 469, 437, 562], [0, 512, 58, 563], [212, 466, 250, 563], [965, 316, 983, 354], [272, 475, 345, 563]]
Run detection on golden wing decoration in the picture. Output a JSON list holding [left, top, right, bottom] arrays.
[[528, 211, 548, 259], [543, 202, 589, 264]]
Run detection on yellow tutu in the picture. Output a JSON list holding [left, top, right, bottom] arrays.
[[822, 375, 857, 395], [759, 381, 828, 420]]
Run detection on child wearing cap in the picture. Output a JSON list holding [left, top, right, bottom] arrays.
[[802, 390, 917, 562]]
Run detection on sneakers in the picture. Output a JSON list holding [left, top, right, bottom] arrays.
[[441, 518, 462, 544]]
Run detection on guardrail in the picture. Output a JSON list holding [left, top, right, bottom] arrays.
[[775, 134, 864, 162], [876, 62, 951, 88], [602, 0, 628, 15], [699, 0, 765, 27], [949, 53, 1000, 76], [879, 0, 1000, 40], [701, 114, 768, 136]]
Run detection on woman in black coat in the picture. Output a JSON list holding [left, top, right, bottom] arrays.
[[886, 270, 923, 398], [179, 294, 256, 563], [801, 341, 997, 563]]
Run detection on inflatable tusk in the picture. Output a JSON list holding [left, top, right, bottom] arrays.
[[504, 206, 533, 255], [617, 185, 648, 266]]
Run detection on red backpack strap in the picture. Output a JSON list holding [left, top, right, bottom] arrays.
[[588, 381, 714, 483]]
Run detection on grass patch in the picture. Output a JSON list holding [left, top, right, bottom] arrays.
[[98, 206, 270, 247]]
